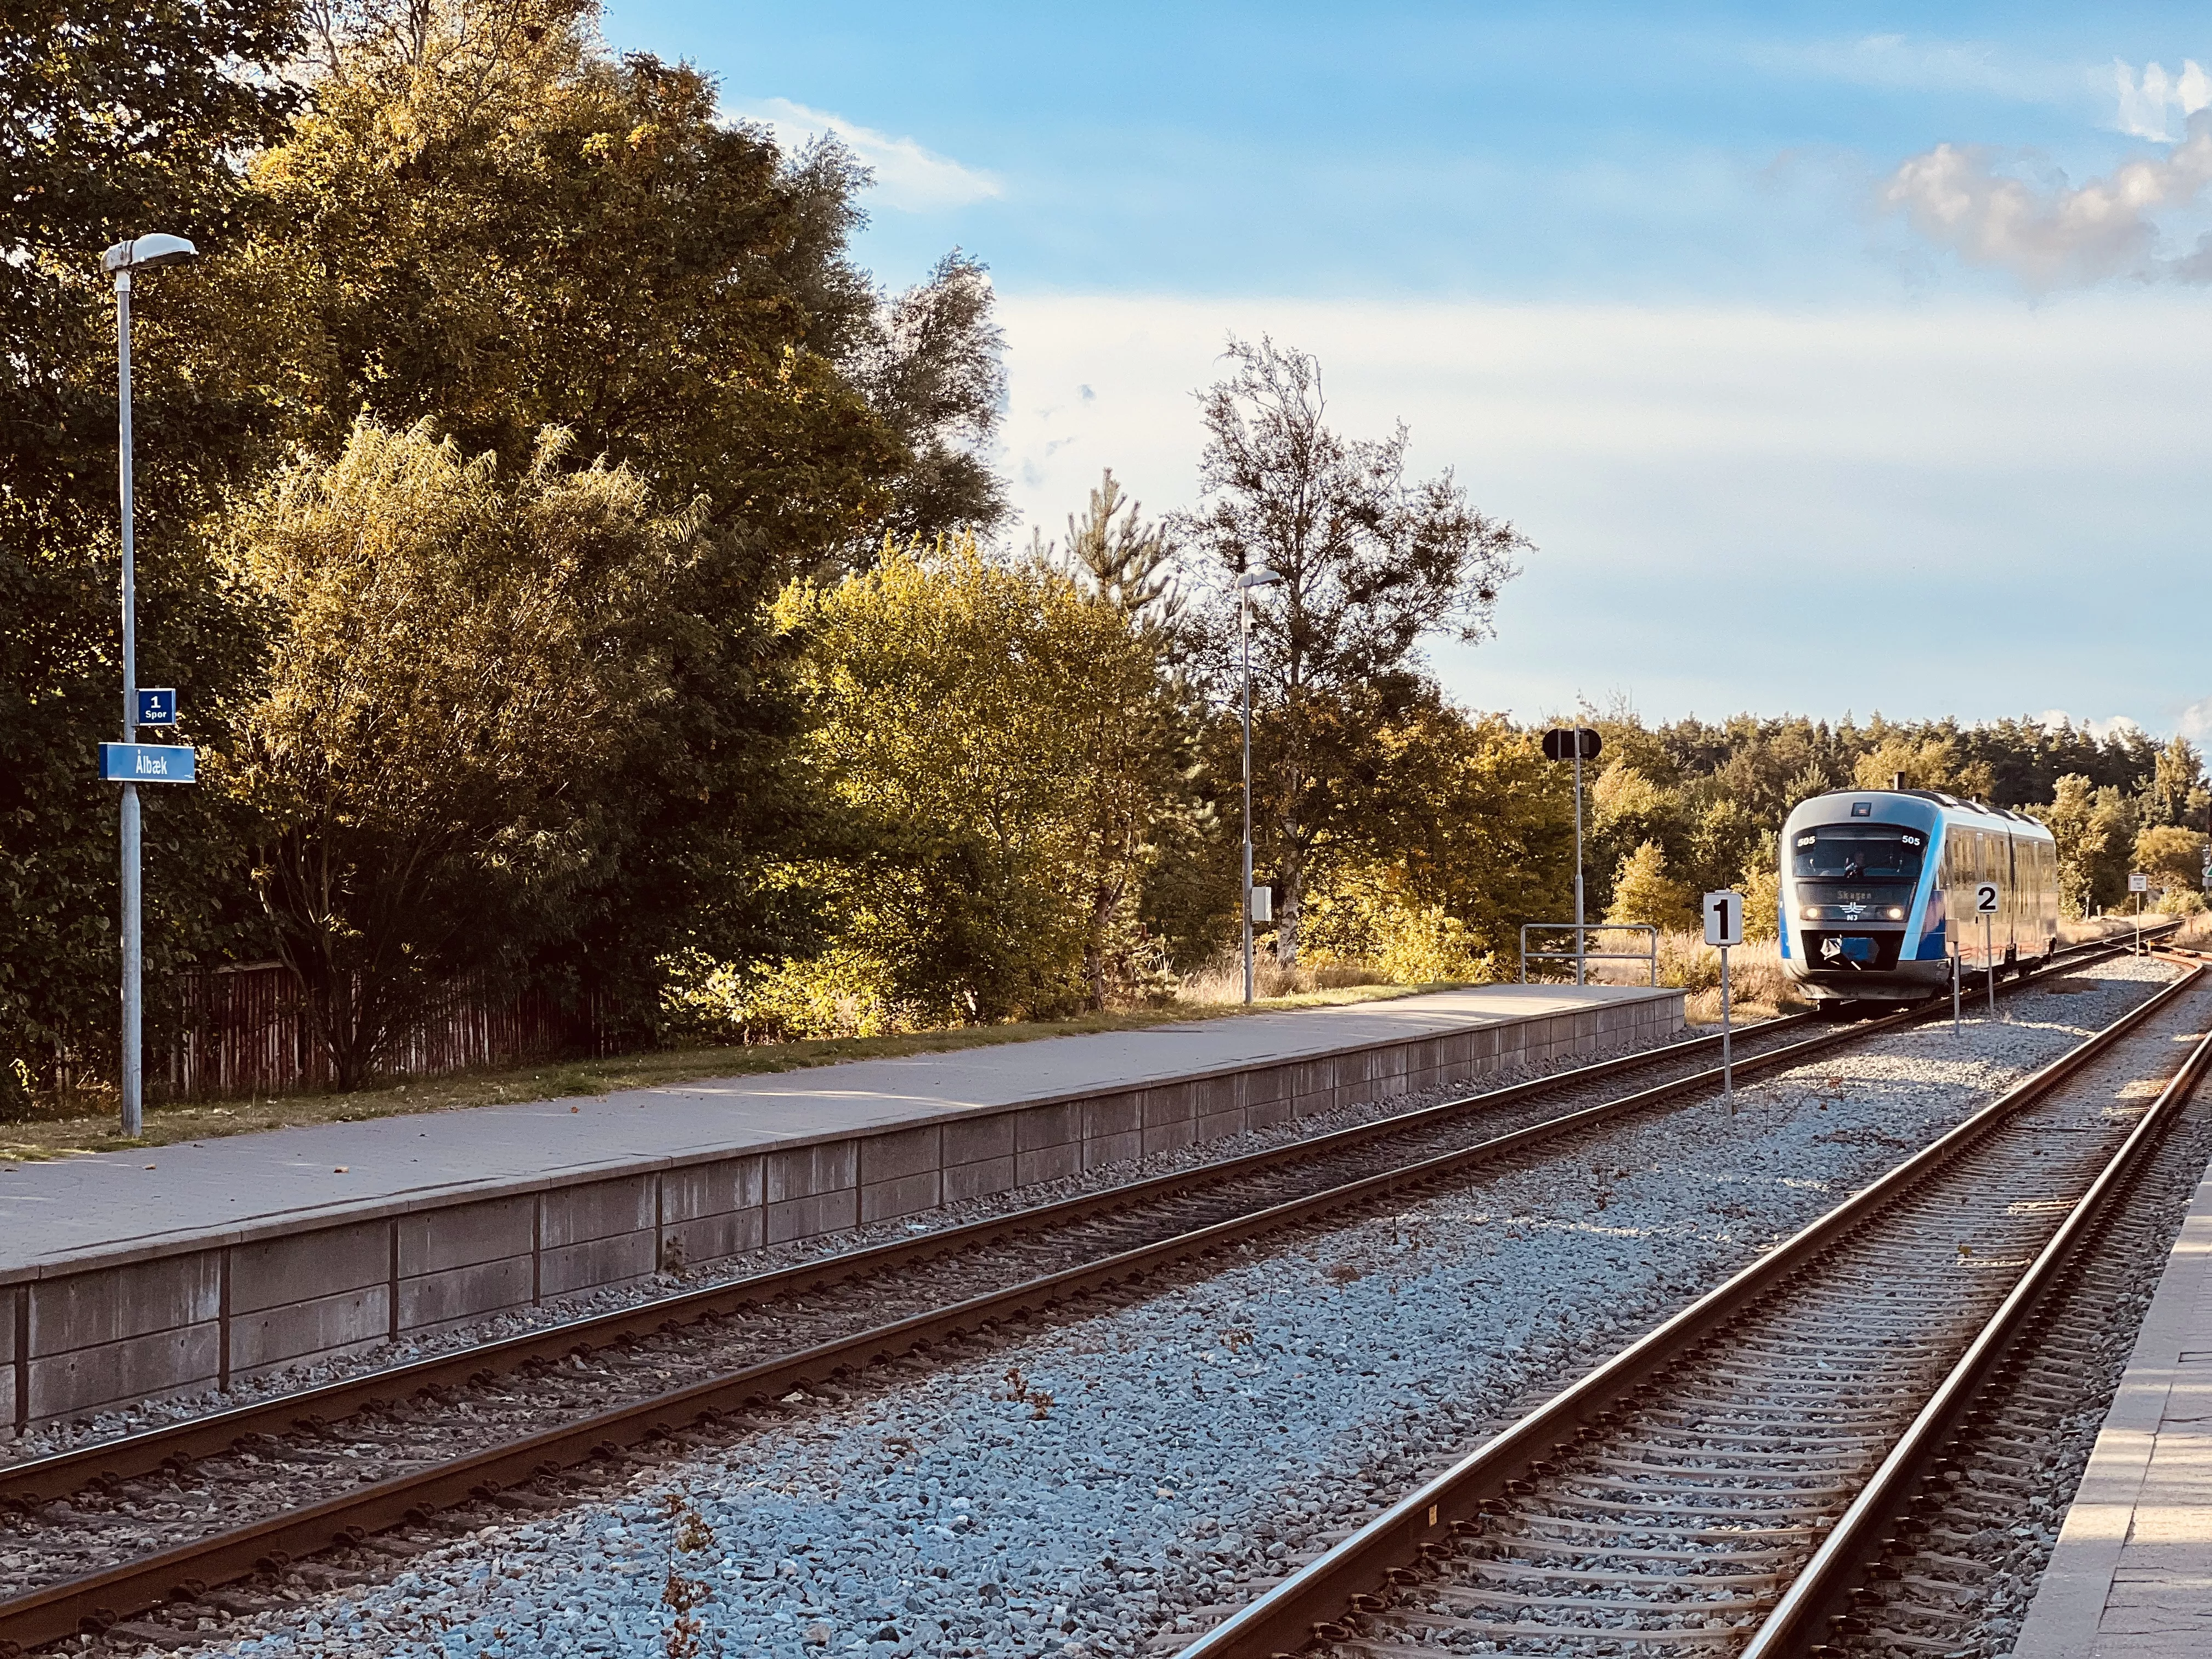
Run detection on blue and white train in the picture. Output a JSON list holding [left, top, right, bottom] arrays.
[[1778, 786, 2060, 1011]]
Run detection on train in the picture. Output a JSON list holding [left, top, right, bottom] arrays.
[[1778, 784, 2059, 1011]]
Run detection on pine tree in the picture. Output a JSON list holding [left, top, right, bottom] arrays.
[[1039, 469, 1184, 631]]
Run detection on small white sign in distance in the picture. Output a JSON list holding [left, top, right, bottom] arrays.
[[1974, 882, 2000, 914], [1703, 889, 1744, 947], [2129, 871, 2151, 894]]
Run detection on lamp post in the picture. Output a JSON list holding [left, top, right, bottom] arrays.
[[1235, 567, 1282, 1004], [101, 232, 196, 1137]]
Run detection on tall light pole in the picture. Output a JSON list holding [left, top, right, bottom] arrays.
[[1235, 567, 1281, 1004], [102, 233, 197, 1137]]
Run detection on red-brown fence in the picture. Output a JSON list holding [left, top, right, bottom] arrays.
[[163, 962, 600, 1099]]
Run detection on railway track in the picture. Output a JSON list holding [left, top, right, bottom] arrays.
[[1827, 944, 2212, 1657], [0, 928, 2164, 1655], [1172, 946, 2212, 1659]]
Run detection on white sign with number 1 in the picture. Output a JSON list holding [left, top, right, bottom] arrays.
[[1703, 890, 1743, 1111]]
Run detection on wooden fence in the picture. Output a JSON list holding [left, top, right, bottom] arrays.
[[163, 962, 600, 1099]]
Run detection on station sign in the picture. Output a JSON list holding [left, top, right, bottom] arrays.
[[136, 688, 177, 726], [2129, 871, 2150, 894], [99, 743, 196, 783]]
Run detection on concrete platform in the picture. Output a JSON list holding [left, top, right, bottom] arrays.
[[2015, 1148, 2212, 1658], [0, 984, 1680, 1430]]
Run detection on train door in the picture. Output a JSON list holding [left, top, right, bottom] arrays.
[[2006, 835, 2020, 961], [1940, 826, 1967, 962]]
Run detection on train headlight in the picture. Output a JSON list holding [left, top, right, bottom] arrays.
[[1886, 906, 1905, 919], [1800, 905, 1818, 920]]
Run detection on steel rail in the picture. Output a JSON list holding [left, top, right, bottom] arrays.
[[0, 929, 2162, 1652], [12, 924, 2154, 1516], [0, 1009, 1859, 1514], [0, 1015, 1893, 1650], [1741, 1008, 2212, 1656], [1171, 956, 2207, 1659]]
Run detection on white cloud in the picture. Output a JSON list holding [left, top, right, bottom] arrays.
[[1884, 111, 2212, 289], [2177, 698, 2212, 742], [2113, 58, 2212, 142], [727, 97, 1001, 211], [998, 291, 2212, 728], [1759, 35, 2079, 103], [2035, 710, 2148, 742]]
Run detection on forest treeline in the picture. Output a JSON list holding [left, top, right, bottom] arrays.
[[5, 1, 2207, 1107]]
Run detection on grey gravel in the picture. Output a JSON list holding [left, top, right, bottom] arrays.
[[6, 1018, 1691, 1466], [148, 957, 2172, 1659]]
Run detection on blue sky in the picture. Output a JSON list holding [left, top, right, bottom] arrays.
[[607, 2, 2212, 739]]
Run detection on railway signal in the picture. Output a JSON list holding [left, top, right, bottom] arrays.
[[1543, 726, 1602, 983], [1703, 890, 1743, 1109]]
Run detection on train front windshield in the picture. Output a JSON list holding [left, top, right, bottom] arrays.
[[1791, 826, 1926, 882]]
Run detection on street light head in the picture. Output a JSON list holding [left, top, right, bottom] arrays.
[[1233, 567, 1282, 589], [101, 233, 198, 274]]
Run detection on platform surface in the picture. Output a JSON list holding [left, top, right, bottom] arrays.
[[2015, 1148, 2212, 1658], [0, 984, 1667, 1279]]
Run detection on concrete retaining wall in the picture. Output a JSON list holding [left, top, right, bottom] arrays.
[[6, 990, 1681, 1431]]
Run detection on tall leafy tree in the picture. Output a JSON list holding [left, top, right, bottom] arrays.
[[1297, 697, 1573, 980], [221, 419, 700, 1085], [2150, 735, 2205, 827], [201, 0, 1011, 1031], [227, 0, 902, 562], [1180, 338, 1527, 964], [751, 538, 1182, 1029], [850, 251, 1010, 545], [1, 0, 304, 1100]]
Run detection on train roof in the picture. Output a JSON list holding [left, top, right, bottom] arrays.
[[1783, 787, 2054, 839]]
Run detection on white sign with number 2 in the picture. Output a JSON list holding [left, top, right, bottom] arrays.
[[1974, 882, 2000, 915]]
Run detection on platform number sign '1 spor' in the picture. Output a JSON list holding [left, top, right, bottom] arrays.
[[1703, 890, 1745, 1110]]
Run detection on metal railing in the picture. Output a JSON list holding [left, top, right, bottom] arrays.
[[1519, 922, 1659, 985]]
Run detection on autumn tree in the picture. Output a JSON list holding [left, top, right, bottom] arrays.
[[849, 250, 1011, 544], [1181, 338, 1527, 965], [1607, 842, 1698, 934], [220, 420, 702, 1085], [2136, 825, 2208, 904], [1297, 698, 1573, 980], [2149, 735, 2207, 827], [2040, 774, 2138, 916], [197, 0, 1013, 1030], [728, 539, 1187, 1031]]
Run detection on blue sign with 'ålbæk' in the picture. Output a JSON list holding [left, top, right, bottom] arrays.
[[99, 743, 196, 783]]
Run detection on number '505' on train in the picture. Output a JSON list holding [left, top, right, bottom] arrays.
[[1778, 785, 2059, 1013]]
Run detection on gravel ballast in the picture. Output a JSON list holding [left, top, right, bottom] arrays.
[[9, 1018, 1712, 1466], [87, 958, 2183, 1658]]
